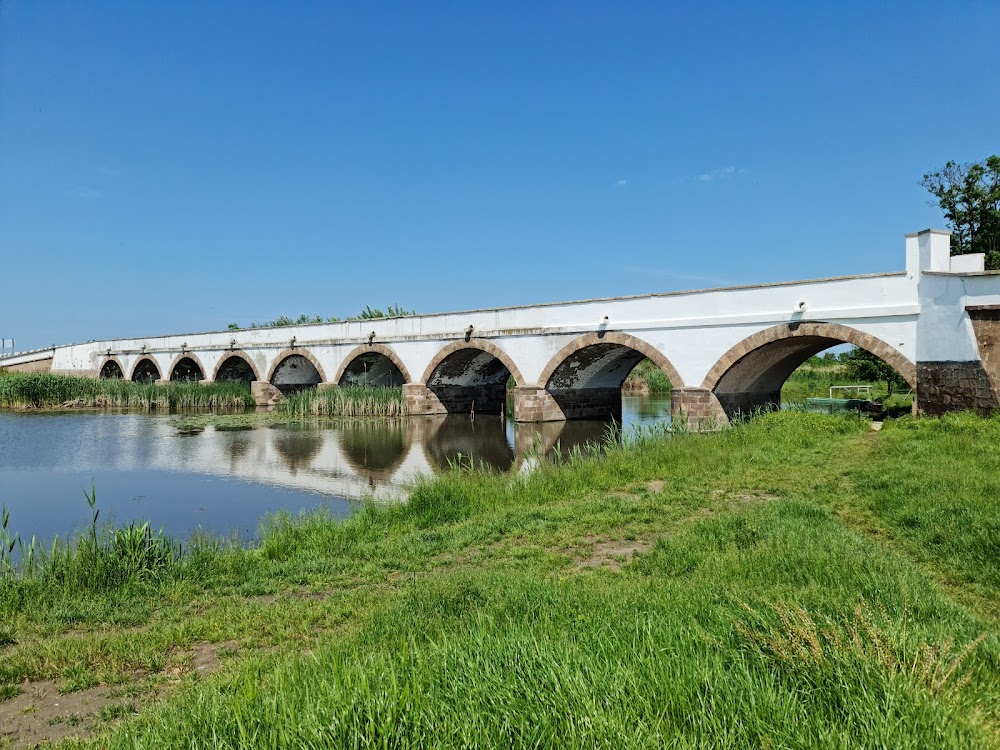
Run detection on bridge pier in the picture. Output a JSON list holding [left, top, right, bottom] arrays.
[[251, 381, 283, 407], [403, 383, 507, 416], [670, 388, 728, 428]]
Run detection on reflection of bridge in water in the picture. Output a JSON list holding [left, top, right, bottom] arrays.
[[160, 414, 642, 501]]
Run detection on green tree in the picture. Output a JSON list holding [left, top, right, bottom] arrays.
[[921, 155, 1000, 269], [841, 347, 907, 397]]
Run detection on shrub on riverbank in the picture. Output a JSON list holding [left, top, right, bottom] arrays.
[[2, 411, 1000, 748], [622, 358, 674, 394], [278, 385, 406, 418], [0, 372, 253, 410]]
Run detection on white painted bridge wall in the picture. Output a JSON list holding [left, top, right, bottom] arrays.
[[2, 229, 994, 391]]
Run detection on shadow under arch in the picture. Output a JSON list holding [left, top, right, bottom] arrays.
[[130, 356, 162, 383], [420, 340, 524, 415], [168, 353, 207, 382], [213, 351, 261, 384], [537, 331, 685, 420], [334, 344, 410, 387], [702, 322, 916, 418], [99, 357, 125, 379], [267, 348, 327, 394]]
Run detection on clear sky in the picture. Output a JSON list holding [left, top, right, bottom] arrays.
[[1, 1, 998, 350]]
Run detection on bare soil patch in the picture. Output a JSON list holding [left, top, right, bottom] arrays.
[[1, 641, 237, 749], [565, 535, 653, 571], [0, 679, 122, 749]]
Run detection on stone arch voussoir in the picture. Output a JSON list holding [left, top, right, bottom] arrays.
[[420, 340, 525, 387], [212, 350, 263, 382], [333, 343, 412, 385], [701, 322, 916, 391], [167, 351, 208, 381], [537, 331, 686, 389], [98, 355, 126, 379], [129, 356, 163, 382], [266, 348, 328, 384]]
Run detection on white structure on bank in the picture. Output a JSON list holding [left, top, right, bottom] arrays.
[[5, 229, 1000, 423]]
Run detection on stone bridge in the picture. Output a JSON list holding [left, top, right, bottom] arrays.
[[6, 229, 1000, 424]]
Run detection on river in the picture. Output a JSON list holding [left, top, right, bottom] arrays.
[[0, 395, 671, 544]]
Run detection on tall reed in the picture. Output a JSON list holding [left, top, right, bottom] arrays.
[[0, 373, 253, 410], [279, 385, 406, 418], [1, 486, 180, 592]]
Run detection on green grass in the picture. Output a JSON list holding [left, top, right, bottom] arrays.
[[782, 363, 913, 407], [0, 373, 254, 410], [278, 385, 406, 418], [2, 411, 1000, 748]]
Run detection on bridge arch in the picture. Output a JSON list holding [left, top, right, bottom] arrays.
[[267, 348, 327, 392], [129, 356, 162, 383], [538, 332, 685, 391], [98, 357, 125, 379], [168, 353, 207, 382], [420, 340, 524, 415], [334, 344, 411, 387], [702, 322, 916, 417], [535, 332, 684, 421], [213, 351, 262, 384]]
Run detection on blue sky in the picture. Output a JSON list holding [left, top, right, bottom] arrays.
[[1, 1, 998, 350]]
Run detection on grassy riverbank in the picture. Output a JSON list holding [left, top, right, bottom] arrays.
[[0, 373, 254, 411], [2, 411, 1000, 747]]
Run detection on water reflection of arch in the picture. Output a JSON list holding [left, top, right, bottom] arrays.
[[272, 425, 325, 473], [99, 356, 125, 379], [334, 344, 411, 387], [130, 356, 162, 382], [336, 419, 410, 482], [213, 351, 262, 384], [419, 415, 515, 472], [168, 352, 207, 382], [511, 420, 612, 462]]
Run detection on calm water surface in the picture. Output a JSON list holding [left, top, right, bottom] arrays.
[[0, 396, 670, 543]]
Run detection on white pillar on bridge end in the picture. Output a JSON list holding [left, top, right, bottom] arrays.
[[905, 228, 951, 275]]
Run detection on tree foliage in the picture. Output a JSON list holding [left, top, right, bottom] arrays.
[[921, 155, 1000, 269], [841, 347, 907, 397]]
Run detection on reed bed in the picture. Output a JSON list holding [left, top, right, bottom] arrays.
[[0, 373, 253, 410], [279, 385, 406, 418]]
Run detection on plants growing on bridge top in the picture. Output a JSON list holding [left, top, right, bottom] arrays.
[[228, 305, 415, 330]]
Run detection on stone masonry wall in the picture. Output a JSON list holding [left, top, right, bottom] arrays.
[[915, 362, 998, 415], [670, 388, 728, 428]]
